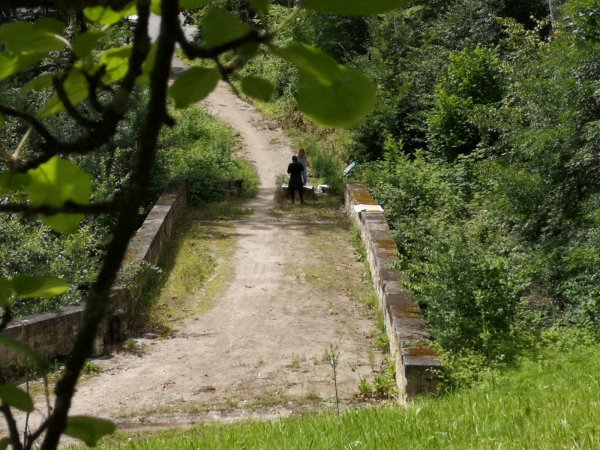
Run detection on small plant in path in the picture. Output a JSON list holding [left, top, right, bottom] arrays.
[[291, 355, 301, 372], [324, 344, 341, 414]]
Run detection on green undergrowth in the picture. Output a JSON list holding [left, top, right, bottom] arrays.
[[153, 106, 260, 204], [188, 198, 255, 221], [96, 343, 600, 449], [131, 207, 239, 335], [269, 189, 347, 225]]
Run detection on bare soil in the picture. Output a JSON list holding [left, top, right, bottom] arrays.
[[5, 84, 385, 438]]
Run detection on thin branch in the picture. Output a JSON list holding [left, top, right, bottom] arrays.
[[17, 122, 124, 172], [0, 105, 59, 146], [116, 0, 152, 96], [0, 308, 12, 333], [23, 352, 30, 448], [0, 405, 23, 450], [214, 57, 240, 96], [9, 0, 152, 174], [0, 201, 121, 216], [52, 77, 100, 129], [3, 0, 131, 7], [25, 419, 49, 450], [177, 26, 270, 60], [83, 68, 108, 113], [6, 1, 263, 175], [11, 127, 33, 163]]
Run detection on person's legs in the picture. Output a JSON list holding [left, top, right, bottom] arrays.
[[299, 187, 304, 203], [301, 169, 308, 185], [291, 187, 297, 203]]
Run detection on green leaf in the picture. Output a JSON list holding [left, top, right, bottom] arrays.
[[239, 42, 259, 57], [84, 2, 137, 25], [0, 437, 9, 450], [41, 214, 85, 234], [25, 157, 91, 205], [84, 7, 121, 25], [0, 333, 47, 371], [12, 275, 69, 299], [274, 44, 376, 127], [274, 44, 339, 83], [34, 18, 66, 35], [20, 73, 57, 94], [0, 170, 31, 195], [249, 0, 270, 14], [136, 43, 158, 86], [150, 0, 162, 15], [0, 384, 34, 412], [65, 416, 116, 447], [73, 31, 105, 59], [0, 115, 4, 131], [0, 51, 46, 81], [169, 67, 220, 109], [297, 66, 375, 128], [241, 76, 274, 102], [302, 0, 409, 15], [180, 0, 212, 9], [100, 46, 132, 83], [0, 22, 66, 52], [0, 278, 12, 308], [37, 70, 89, 119], [201, 9, 252, 49], [23, 157, 91, 233]]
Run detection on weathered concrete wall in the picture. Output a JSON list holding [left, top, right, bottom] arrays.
[[0, 181, 188, 368], [345, 182, 441, 399]]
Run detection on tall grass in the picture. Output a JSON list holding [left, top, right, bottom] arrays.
[[100, 344, 600, 449], [294, 136, 345, 196], [152, 107, 259, 204]]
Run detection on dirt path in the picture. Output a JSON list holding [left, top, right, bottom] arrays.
[[8, 84, 384, 436]]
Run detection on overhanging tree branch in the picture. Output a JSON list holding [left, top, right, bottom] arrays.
[[176, 27, 271, 60], [0, 201, 121, 215], [0, 405, 23, 450], [25, 419, 49, 450], [83, 68, 108, 113], [52, 77, 101, 129], [39, 0, 176, 446], [0, 308, 12, 333], [2, 0, 132, 9], [9, 0, 152, 174], [0, 106, 59, 148]]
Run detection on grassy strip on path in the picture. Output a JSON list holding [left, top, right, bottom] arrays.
[[96, 343, 600, 449], [130, 204, 249, 337]]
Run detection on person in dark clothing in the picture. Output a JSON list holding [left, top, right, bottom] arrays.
[[287, 155, 305, 204]]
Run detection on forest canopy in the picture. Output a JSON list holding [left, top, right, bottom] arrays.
[[203, 0, 600, 386]]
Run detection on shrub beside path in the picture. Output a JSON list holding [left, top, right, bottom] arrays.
[[18, 84, 385, 433]]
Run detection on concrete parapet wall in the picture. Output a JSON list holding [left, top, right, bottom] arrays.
[[345, 182, 441, 399], [0, 181, 188, 368]]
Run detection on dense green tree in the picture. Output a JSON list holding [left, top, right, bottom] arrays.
[[349, 0, 600, 383]]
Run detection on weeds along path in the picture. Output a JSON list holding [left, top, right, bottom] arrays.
[[18, 84, 386, 434]]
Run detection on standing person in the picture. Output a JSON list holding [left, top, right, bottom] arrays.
[[297, 148, 309, 186], [287, 155, 305, 204]]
